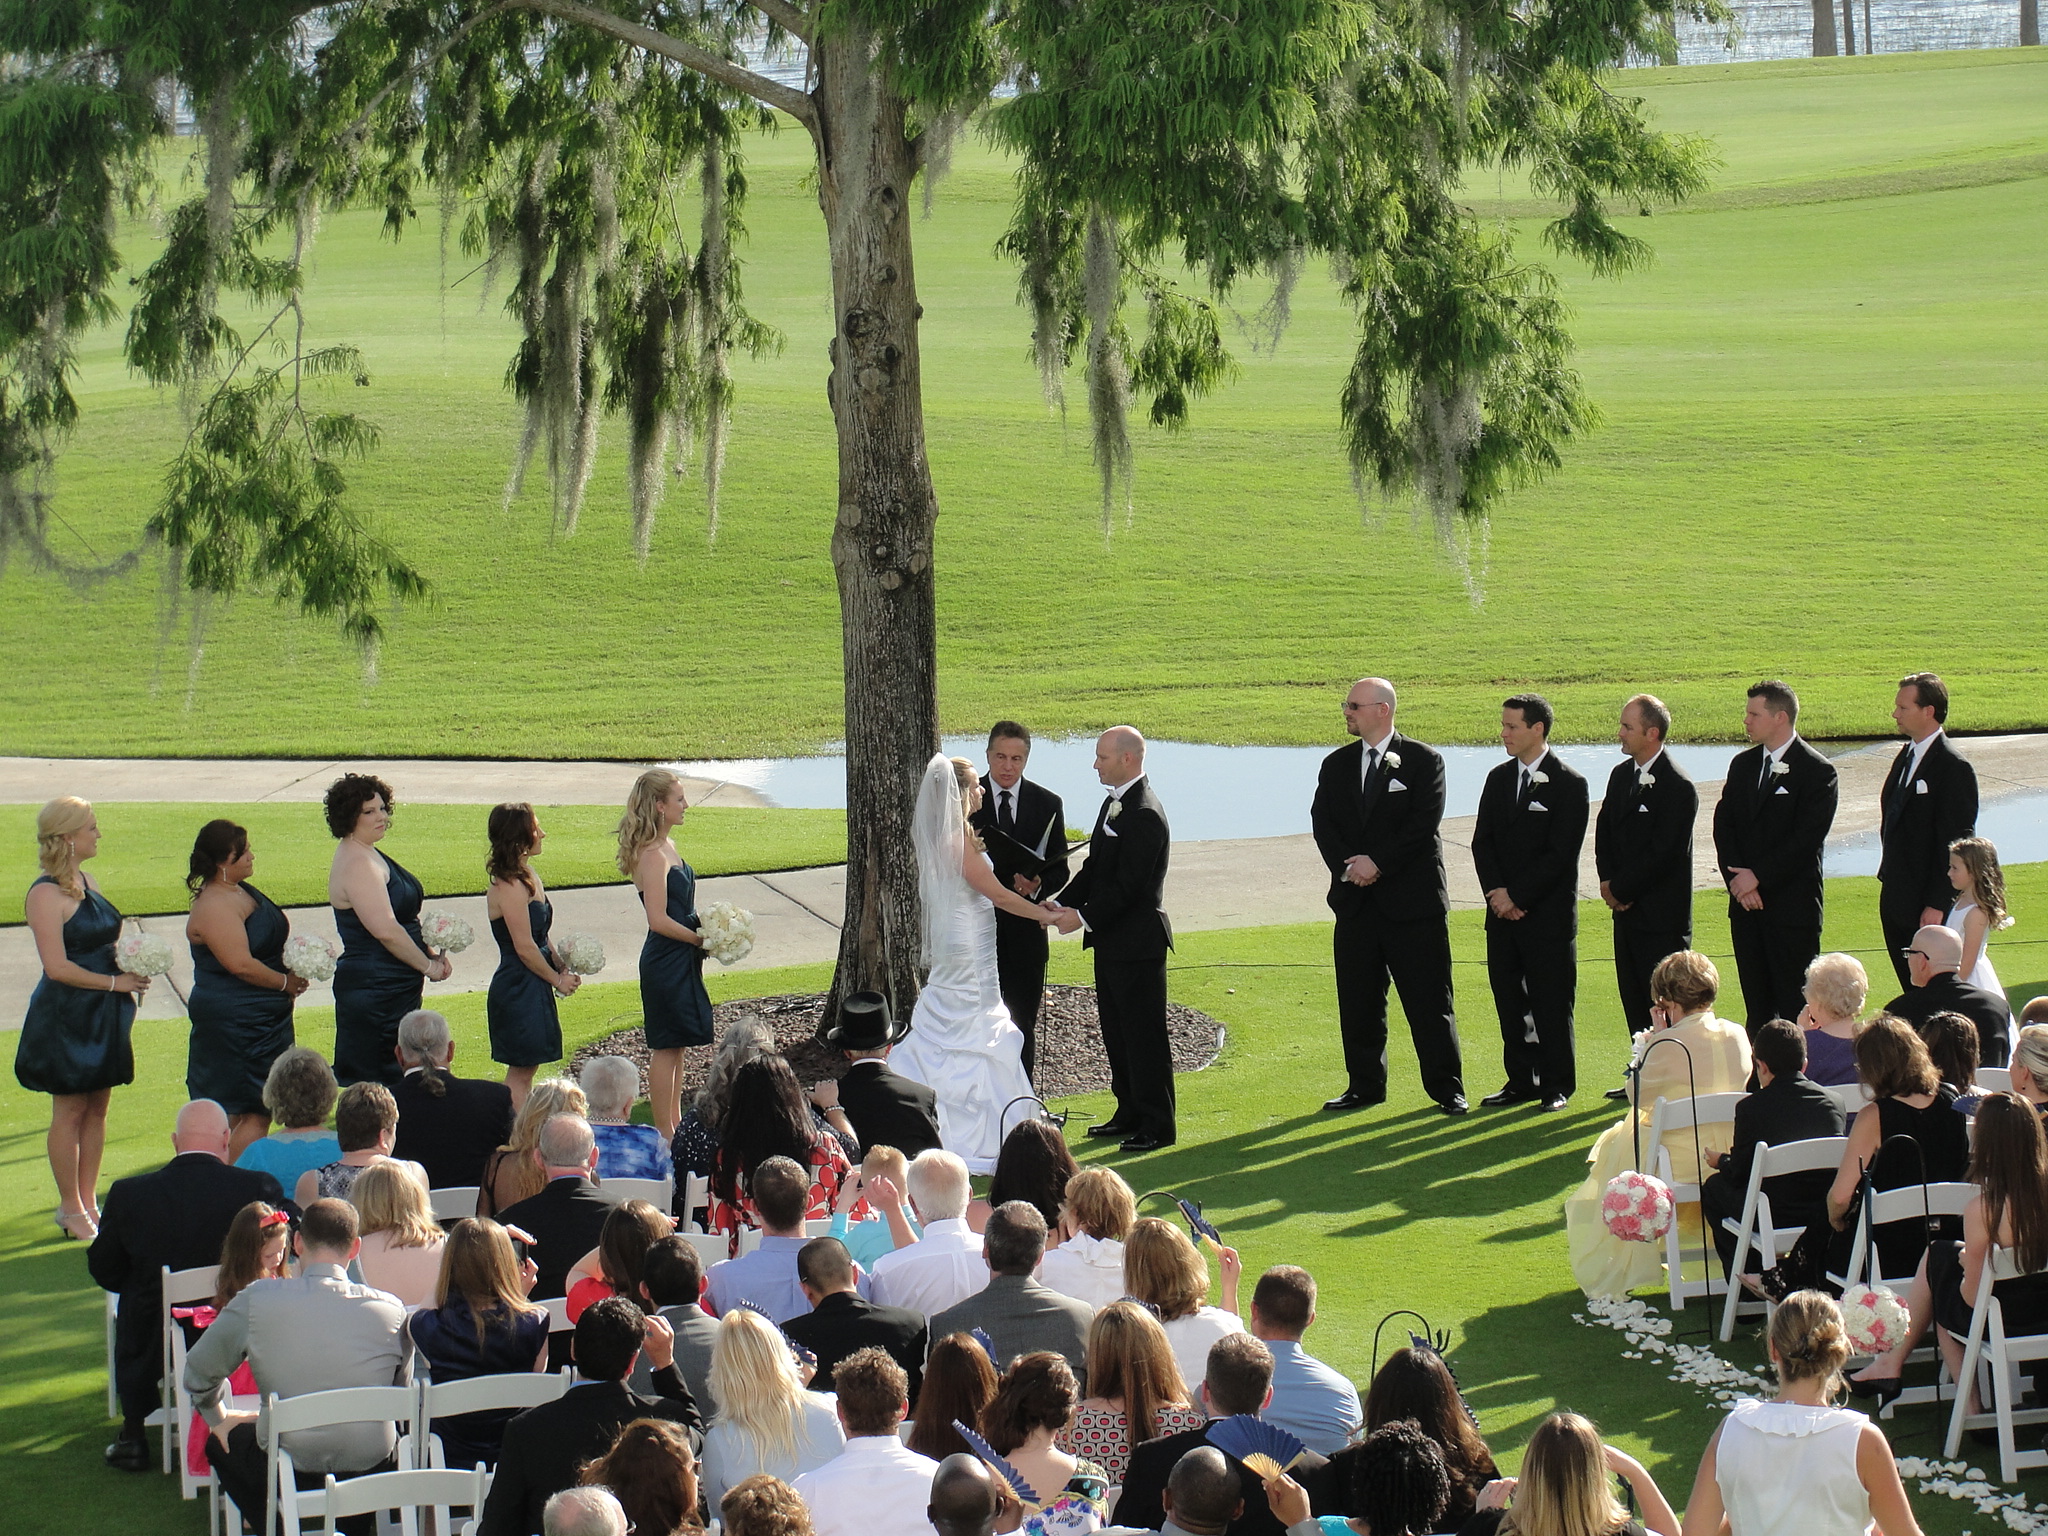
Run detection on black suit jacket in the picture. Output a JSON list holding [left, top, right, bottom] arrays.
[[495, 1175, 621, 1299], [1714, 1071, 1847, 1210], [834, 1059, 943, 1159], [1471, 751, 1590, 932], [971, 776, 1070, 904], [1712, 738, 1840, 929], [86, 1153, 287, 1403], [1111, 1420, 1334, 1536], [474, 1370, 702, 1536], [781, 1289, 928, 1402], [1311, 734, 1450, 922], [1594, 749, 1698, 935], [1878, 734, 1978, 922], [390, 1068, 515, 1191], [1060, 778, 1172, 961], [1885, 973, 2012, 1047]]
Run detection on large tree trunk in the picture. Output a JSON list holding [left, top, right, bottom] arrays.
[[2024, 0, 2040, 47], [1812, 0, 1840, 52], [810, 21, 940, 1028], [1841, 0, 1857, 52]]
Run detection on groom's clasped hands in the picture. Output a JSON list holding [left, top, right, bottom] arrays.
[[1039, 899, 1082, 934]]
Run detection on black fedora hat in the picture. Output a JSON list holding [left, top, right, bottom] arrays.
[[824, 990, 909, 1050]]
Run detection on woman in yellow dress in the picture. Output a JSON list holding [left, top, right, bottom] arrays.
[[1567, 950, 1753, 1298]]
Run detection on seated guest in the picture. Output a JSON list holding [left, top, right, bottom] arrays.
[[706, 1157, 865, 1321], [978, 1352, 1110, 1533], [1360, 1345, 1498, 1529], [409, 1217, 550, 1470], [1038, 1167, 1137, 1312], [579, 1417, 704, 1536], [969, 1119, 1080, 1232], [390, 1008, 514, 1190], [813, 991, 943, 1159], [906, 1332, 999, 1463], [1796, 952, 1869, 1088], [872, 1150, 987, 1317], [672, 1019, 778, 1184], [1099, 1444, 1248, 1536], [567, 1199, 676, 1320], [184, 1199, 413, 1525], [481, 1078, 591, 1216], [1884, 925, 2012, 1067], [582, 1055, 674, 1181], [497, 1114, 622, 1299], [235, 1046, 341, 1189], [352, 1157, 445, 1306], [830, 1146, 922, 1268], [1697, 1017, 1847, 1280], [174, 1201, 293, 1481], [1247, 1265, 1361, 1456], [1466, 1410, 1677, 1536], [637, 1235, 722, 1405], [1059, 1301, 1205, 1486], [1124, 1217, 1245, 1393], [722, 1475, 818, 1536], [546, 1486, 629, 1536], [928, 1453, 1019, 1536], [791, 1348, 941, 1536], [2011, 1025, 2048, 1114], [699, 1307, 845, 1508], [90, 1100, 287, 1471], [295, 1080, 399, 1208], [1311, 1421, 1453, 1536], [476, 1297, 704, 1536], [783, 1236, 926, 1398], [929, 1202, 1092, 1382], [1920, 1011, 1981, 1105], [709, 1056, 860, 1245]]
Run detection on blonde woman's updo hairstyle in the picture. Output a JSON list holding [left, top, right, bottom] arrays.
[[2012, 1025, 2048, 1092], [616, 769, 683, 875], [1803, 952, 1869, 1021], [1650, 950, 1719, 1015], [36, 796, 94, 899], [1768, 1290, 1851, 1392]]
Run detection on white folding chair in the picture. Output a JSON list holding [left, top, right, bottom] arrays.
[[159, 1264, 221, 1474], [1716, 1136, 1848, 1341], [601, 1175, 674, 1212], [680, 1173, 711, 1231], [1830, 1182, 1978, 1416], [428, 1187, 480, 1222], [260, 1384, 416, 1536], [543, 1296, 574, 1335], [316, 1465, 487, 1536], [1823, 1082, 1875, 1119], [1978, 1068, 2013, 1095], [680, 1231, 731, 1270], [1945, 1244, 2048, 1482], [1649, 1092, 1747, 1312], [416, 1371, 569, 1466], [804, 1218, 835, 1237]]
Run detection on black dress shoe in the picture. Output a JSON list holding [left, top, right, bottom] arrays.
[[1084, 1121, 1133, 1139], [1321, 1090, 1386, 1112], [104, 1436, 150, 1473], [1539, 1094, 1569, 1112], [1603, 1085, 1632, 1102], [1480, 1087, 1539, 1108], [1118, 1134, 1175, 1152], [1438, 1096, 1470, 1116]]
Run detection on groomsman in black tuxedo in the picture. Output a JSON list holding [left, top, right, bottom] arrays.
[[1712, 680, 1840, 1029], [1049, 728, 1175, 1151], [1594, 694, 1698, 1098], [968, 721, 1069, 1079], [1310, 678, 1466, 1115], [1472, 695, 1589, 1112], [1878, 672, 1978, 989]]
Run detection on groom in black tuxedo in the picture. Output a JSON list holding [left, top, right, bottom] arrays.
[[1310, 677, 1466, 1115], [1712, 679, 1840, 1029], [968, 720, 1069, 1078], [1877, 672, 1977, 989], [1050, 727, 1175, 1151]]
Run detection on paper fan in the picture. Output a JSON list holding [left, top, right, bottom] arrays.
[[969, 1328, 1000, 1367], [952, 1420, 1042, 1509], [1206, 1414, 1306, 1483], [731, 1299, 775, 1320], [1177, 1197, 1224, 1249]]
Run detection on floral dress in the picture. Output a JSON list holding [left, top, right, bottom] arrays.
[[1022, 1461, 1111, 1536]]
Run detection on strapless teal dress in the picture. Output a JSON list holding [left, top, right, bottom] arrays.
[[333, 853, 426, 1086], [640, 863, 713, 1050], [187, 882, 296, 1116], [488, 898, 562, 1068], [14, 876, 137, 1095]]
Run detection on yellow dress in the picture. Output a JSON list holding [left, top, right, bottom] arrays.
[[1565, 1010, 1754, 1298]]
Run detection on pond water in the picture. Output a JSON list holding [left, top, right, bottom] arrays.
[[1825, 790, 2048, 878]]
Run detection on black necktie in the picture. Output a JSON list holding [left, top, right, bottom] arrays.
[[1759, 752, 1774, 791], [1358, 747, 1384, 821], [998, 789, 1015, 834], [1518, 767, 1533, 807]]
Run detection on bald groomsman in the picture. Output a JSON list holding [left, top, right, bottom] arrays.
[[1594, 694, 1698, 1097], [1310, 678, 1466, 1115], [1878, 673, 1977, 990], [969, 720, 1069, 1079]]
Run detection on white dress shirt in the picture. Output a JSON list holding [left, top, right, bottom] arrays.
[[1906, 728, 1942, 779], [1036, 1232, 1128, 1312], [792, 1434, 942, 1536], [1359, 728, 1395, 789], [869, 1216, 987, 1317], [1160, 1306, 1247, 1398]]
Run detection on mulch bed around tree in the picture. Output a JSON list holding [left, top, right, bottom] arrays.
[[568, 984, 1224, 1103]]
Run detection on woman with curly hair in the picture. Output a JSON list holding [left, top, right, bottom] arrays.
[[719, 1475, 815, 1536], [580, 1417, 704, 1535], [486, 802, 579, 1108], [235, 1046, 341, 1190], [979, 1351, 1108, 1535], [619, 769, 714, 1139], [1361, 1345, 1499, 1528]]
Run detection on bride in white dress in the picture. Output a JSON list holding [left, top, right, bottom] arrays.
[[1947, 835, 2015, 1050], [891, 753, 1056, 1172]]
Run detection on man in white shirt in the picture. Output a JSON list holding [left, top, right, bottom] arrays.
[[870, 1150, 986, 1316], [792, 1347, 940, 1536]]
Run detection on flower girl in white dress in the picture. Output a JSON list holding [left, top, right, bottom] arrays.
[[1947, 835, 2014, 1051]]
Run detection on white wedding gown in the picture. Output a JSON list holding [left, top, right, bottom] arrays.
[[1949, 897, 2015, 1053], [891, 852, 1035, 1173]]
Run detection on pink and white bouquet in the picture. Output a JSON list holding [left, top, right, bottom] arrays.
[[419, 910, 475, 954], [699, 902, 755, 966], [282, 935, 339, 983], [114, 931, 175, 977], [1840, 1285, 1911, 1355], [1601, 1169, 1676, 1243]]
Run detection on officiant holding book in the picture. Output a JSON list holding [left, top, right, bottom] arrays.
[[969, 721, 1069, 1079]]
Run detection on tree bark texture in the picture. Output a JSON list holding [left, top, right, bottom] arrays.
[[1811, 0, 1839, 53], [810, 19, 941, 1028], [2024, 0, 2040, 47], [1841, 0, 1857, 53]]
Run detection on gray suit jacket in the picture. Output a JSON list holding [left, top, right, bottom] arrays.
[[927, 1274, 1092, 1385], [632, 1302, 721, 1407]]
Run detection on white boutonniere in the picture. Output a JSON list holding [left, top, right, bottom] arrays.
[[1107, 800, 1122, 822], [1383, 751, 1402, 770], [1530, 770, 1549, 785], [1637, 770, 1656, 787], [1770, 760, 1790, 777]]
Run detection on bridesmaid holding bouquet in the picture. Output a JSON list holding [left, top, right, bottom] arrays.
[[326, 774, 450, 1086], [619, 770, 713, 1138], [486, 802, 580, 1109], [186, 819, 308, 1160], [15, 797, 149, 1240]]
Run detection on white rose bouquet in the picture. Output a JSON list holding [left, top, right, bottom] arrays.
[[556, 932, 607, 976], [114, 931, 175, 977], [699, 902, 756, 966], [419, 910, 475, 954], [282, 935, 340, 983]]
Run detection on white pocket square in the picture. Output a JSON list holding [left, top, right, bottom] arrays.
[[1773, 785, 1790, 795], [1386, 780, 1408, 793], [1636, 804, 1651, 814], [1527, 802, 1550, 812], [1915, 780, 1929, 795]]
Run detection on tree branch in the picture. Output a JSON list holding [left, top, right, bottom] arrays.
[[502, 0, 816, 124], [744, 0, 812, 44]]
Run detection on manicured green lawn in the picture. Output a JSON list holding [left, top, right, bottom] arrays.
[[8, 863, 2047, 1532], [2, 49, 2045, 758], [0, 803, 846, 925]]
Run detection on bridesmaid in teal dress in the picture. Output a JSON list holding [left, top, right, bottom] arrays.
[[16, 797, 151, 1240], [485, 803, 580, 1111], [618, 769, 713, 1138], [325, 774, 452, 1086], [185, 819, 308, 1161]]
